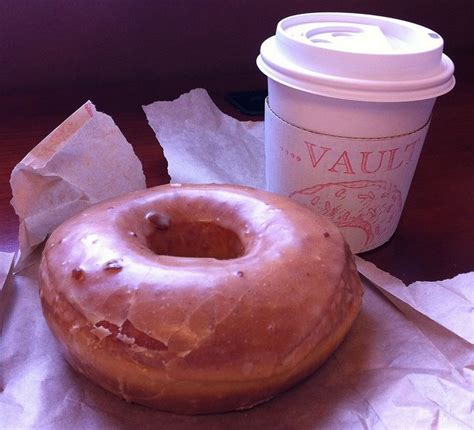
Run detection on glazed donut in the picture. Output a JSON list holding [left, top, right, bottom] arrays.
[[39, 184, 363, 414]]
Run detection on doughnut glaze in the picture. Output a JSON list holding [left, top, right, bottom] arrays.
[[39, 184, 363, 414]]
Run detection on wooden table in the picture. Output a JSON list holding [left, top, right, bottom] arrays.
[[1, 54, 472, 285]]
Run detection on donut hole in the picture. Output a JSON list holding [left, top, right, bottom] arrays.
[[146, 221, 244, 260]]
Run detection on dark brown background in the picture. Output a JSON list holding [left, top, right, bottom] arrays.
[[1, 0, 472, 93], [0, 1, 473, 283]]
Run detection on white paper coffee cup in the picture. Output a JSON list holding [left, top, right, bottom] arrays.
[[257, 12, 455, 253]]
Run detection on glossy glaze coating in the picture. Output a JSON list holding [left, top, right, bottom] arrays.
[[39, 184, 363, 414]]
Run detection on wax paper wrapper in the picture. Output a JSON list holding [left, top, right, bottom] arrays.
[[143, 88, 265, 189], [9, 101, 146, 270]]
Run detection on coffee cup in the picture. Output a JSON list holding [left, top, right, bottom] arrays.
[[257, 12, 455, 253]]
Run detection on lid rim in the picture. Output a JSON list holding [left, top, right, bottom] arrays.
[[258, 53, 455, 90], [257, 56, 456, 103]]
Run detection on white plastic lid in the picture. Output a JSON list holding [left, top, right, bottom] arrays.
[[257, 12, 455, 102]]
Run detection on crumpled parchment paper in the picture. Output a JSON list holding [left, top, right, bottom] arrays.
[[0, 91, 472, 429], [10, 101, 146, 270], [143, 88, 265, 189]]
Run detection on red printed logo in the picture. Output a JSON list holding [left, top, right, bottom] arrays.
[[290, 180, 403, 248]]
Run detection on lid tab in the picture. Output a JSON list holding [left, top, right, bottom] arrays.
[[292, 23, 393, 53]]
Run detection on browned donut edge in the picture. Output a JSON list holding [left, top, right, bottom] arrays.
[[40, 251, 362, 414]]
